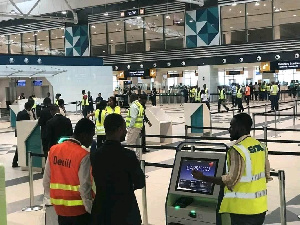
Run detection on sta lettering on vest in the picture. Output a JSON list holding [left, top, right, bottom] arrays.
[[53, 156, 72, 168]]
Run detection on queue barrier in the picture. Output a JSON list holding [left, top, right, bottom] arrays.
[[22, 151, 45, 212]]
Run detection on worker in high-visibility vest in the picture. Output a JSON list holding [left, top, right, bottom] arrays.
[[194, 87, 201, 103], [87, 101, 108, 149], [126, 94, 149, 160], [43, 118, 95, 224], [218, 86, 229, 112], [245, 84, 251, 106], [236, 84, 244, 113], [192, 113, 272, 225], [81, 90, 89, 118], [260, 82, 266, 101], [106, 96, 121, 115], [201, 84, 210, 110], [270, 81, 279, 111], [189, 87, 196, 103], [55, 93, 61, 106]]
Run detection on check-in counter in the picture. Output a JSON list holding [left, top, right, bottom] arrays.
[[145, 107, 173, 144], [16, 120, 43, 170]]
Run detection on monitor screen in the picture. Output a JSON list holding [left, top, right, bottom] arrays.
[[176, 158, 219, 195], [17, 80, 26, 87], [33, 80, 42, 86]]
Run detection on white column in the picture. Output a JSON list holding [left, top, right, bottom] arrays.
[[198, 65, 219, 93]]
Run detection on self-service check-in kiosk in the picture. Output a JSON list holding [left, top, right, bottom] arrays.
[[166, 150, 226, 225]]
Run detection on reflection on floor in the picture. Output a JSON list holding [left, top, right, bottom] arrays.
[[1, 100, 300, 224]]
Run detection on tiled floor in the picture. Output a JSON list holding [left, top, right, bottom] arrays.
[[1, 100, 300, 225]]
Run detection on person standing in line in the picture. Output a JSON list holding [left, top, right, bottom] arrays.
[[87, 91, 94, 115], [189, 86, 196, 103], [254, 82, 259, 101], [218, 86, 229, 113], [126, 94, 148, 160], [105, 96, 121, 115], [95, 93, 103, 107], [43, 118, 95, 225], [38, 98, 53, 160], [91, 114, 145, 225], [81, 90, 89, 118], [12, 102, 32, 167], [140, 100, 152, 154], [192, 113, 272, 225], [45, 105, 73, 151], [236, 84, 244, 113], [27, 96, 36, 120], [231, 83, 237, 108], [87, 101, 107, 149], [245, 84, 251, 106], [151, 88, 157, 106], [249, 82, 254, 101], [266, 83, 271, 101], [183, 86, 189, 103], [58, 99, 67, 117], [270, 81, 279, 111], [55, 93, 61, 105], [195, 86, 201, 103], [18, 93, 25, 100]]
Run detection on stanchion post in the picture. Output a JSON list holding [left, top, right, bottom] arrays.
[[248, 105, 250, 115], [252, 113, 256, 137], [140, 160, 149, 225], [263, 126, 268, 147], [274, 110, 277, 138], [265, 104, 267, 125], [185, 125, 188, 138], [278, 170, 287, 225], [28, 152, 34, 208], [293, 105, 296, 127]]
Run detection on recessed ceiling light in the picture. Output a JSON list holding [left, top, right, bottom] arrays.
[[62, 36, 65, 38], [294, 14, 297, 17], [229, 8, 232, 11], [94, 32, 97, 34], [137, 16, 141, 19], [264, 3, 266, 6], [144, 31, 147, 33], [103, 50, 105, 52], [62, 11, 67, 15], [156, 15, 159, 17], [14, 36, 16, 38], [116, 23, 119, 26], [240, 11, 242, 13], [232, 1, 237, 6], [166, 15, 170, 19], [111, 39, 113, 42], [60, 27, 64, 30], [230, 27, 233, 29], [104, 12, 108, 16], [92, 25, 96, 28], [255, 1, 260, 6], [189, 19, 193, 23], [46, 36, 48, 37], [28, 38, 30, 39], [180, 18, 183, 21], [40, 44, 42, 45]]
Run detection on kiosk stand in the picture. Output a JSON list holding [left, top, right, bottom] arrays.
[[166, 144, 226, 225], [184, 103, 211, 136], [16, 120, 43, 170], [145, 107, 172, 144]]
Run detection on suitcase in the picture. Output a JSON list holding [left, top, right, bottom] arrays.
[[45, 205, 58, 225]]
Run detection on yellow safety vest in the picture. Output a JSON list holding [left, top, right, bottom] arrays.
[[55, 99, 59, 105], [105, 106, 121, 115], [219, 89, 225, 100], [81, 95, 89, 106], [266, 85, 271, 92], [195, 91, 201, 102], [237, 88, 243, 99], [270, 85, 278, 95], [95, 109, 106, 135], [260, 85, 266, 91], [190, 88, 196, 98], [32, 98, 37, 109], [126, 100, 144, 129], [219, 137, 267, 215]]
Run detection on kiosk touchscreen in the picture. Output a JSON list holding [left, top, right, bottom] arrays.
[[166, 151, 225, 225]]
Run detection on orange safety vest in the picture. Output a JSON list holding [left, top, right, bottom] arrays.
[[49, 141, 89, 216], [245, 86, 251, 96]]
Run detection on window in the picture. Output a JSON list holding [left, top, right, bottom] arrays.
[[274, 0, 300, 40], [10, 34, 22, 54], [0, 36, 8, 54], [165, 12, 185, 49], [51, 28, 65, 55], [37, 30, 50, 55], [221, 4, 246, 44], [247, 0, 273, 42], [126, 17, 144, 53], [91, 23, 108, 56], [108, 21, 125, 55], [144, 15, 164, 51], [23, 32, 36, 55]]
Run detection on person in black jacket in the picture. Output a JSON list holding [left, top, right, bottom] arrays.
[[38, 99, 53, 159], [45, 105, 73, 150], [91, 114, 145, 225], [12, 102, 32, 167]]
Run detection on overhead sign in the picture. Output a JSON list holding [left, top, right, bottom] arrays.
[[120, 8, 145, 18], [260, 62, 271, 72], [271, 61, 300, 70], [150, 68, 156, 78], [125, 70, 148, 77], [116, 71, 126, 80], [167, 71, 183, 78], [226, 71, 244, 75]]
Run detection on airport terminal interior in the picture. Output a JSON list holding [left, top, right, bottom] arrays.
[[1, 0, 300, 224]]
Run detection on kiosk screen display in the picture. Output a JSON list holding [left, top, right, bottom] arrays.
[[176, 158, 218, 195]]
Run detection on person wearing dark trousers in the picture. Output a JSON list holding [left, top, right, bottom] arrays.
[[231, 83, 237, 108], [245, 84, 251, 106], [236, 85, 244, 113], [87, 91, 94, 115], [91, 114, 145, 225], [141, 104, 152, 153], [38, 98, 53, 160], [95, 93, 103, 107], [151, 88, 157, 106], [249, 82, 254, 100], [81, 90, 89, 118], [270, 82, 279, 111], [218, 86, 229, 112], [254, 82, 259, 101], [12, 102, 32, 167], [45, 105, 73, 151]]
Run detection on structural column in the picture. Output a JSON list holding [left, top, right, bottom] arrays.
[[198, 65, 219, 93]]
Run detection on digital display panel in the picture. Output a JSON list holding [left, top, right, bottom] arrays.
[[33, 80, 43, 86], [176, 158, 218, 195], [125, 70, 149, 77], [17, 80, 26, 87]]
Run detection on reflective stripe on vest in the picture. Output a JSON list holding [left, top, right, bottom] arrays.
[[50, 198, 83, 206], [271, 85, 278, 95], [50, 183, 80, 191], [126, 101, 144, 128], [106, 106, 121, 115], [224, 190, 267, 199]]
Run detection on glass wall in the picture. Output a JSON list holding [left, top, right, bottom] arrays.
[[108, 21, 125, 55], [126, 17, 144, 53], [91, 23, 107, 56], [0, 36, 8, 54], [50, 28, 65, 56], [23, 32, 36, 55], [37, 30, 50, 55], [145, 15, 164, 51], [165, 12, 185, 50], [10, 34, 21, 54]]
